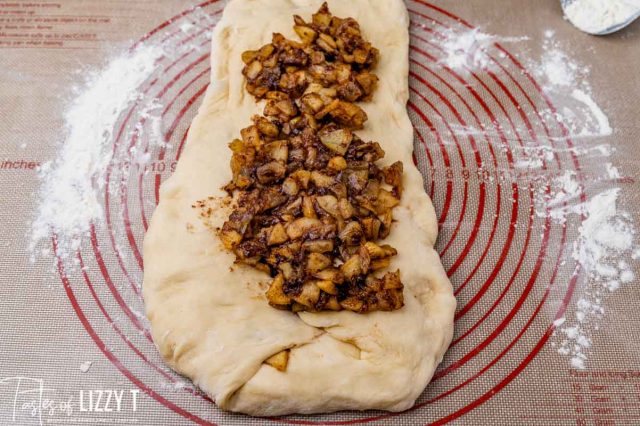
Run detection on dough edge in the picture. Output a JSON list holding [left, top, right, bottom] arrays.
[[143, 0, 456, 416]]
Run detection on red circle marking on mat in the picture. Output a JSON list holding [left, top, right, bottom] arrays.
[[140, 9, 540, 426], [408, 38, 527, 349], [407, 49, 532, 358], [407, 25, 523, 284], [76, 251, 211, 402], [55, 1, 587, 425], [131, 0, 220, 50], [409, 78, 470, 230], [101, 11, 222, 298], [410, 23, 568, 374], [119, 53, 211, 270], [98, 54, 214, 341], [408, 55, 498, 266], [408, 83, 471, 253], [128, 45, 213, 233], [406, 35, 520, 301], [76, 3, 224, 416], [53, 236, 217, 426], [408, 101, 453, 222], [409, 80, 485, 274], [409, 3, 570, 378], [412, 113, 437, 198], [100, 55, 202, 297], [139, 67, 211, 231], [99, 25, 219, 333]]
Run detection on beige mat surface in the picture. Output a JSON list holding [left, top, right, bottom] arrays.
[[1, 0, 639, 424]]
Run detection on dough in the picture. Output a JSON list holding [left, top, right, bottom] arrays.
[[143, 0, 456, 416]]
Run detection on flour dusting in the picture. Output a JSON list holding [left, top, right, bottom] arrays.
[[534, 34, 634, 369], [433, 23, 636, 370], [570, 88, 612, 136], [439, 28, 527, 71], [30, 45, 163, 259], [29, 7, 215, 262], [550, 188, 637, 369], [536, 31, 612, 138]]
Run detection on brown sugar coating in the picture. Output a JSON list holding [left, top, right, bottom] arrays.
[[217, 3, 405, 313]]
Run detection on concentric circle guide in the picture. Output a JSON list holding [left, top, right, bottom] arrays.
[[53, 1, 584, 424]]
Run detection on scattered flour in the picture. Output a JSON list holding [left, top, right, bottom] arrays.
[[30, 10, 215, 262], [605, 163, 621, 179], [30, 45, 164, 259], [570, 89, 613, 136], [550, 188, 637, 369], [536, 31, 612, 138], [553, 317, 567, 327], [439, 28, 527, 71], [160, 378, 197, 392], [539, 40, 578, 88], [538, 150, 636, 370], [564, 0, 640, 34], [573, 190, 635, 271], [179, 21, 195, 33], [79, 361, 93, 373], [441, 30, 612, 141], [434, 24, 634, 370]]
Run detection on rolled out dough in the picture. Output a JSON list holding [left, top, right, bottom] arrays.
[[143, 0, 456, 415]]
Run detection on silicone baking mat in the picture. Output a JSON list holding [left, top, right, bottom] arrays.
[[1, 0, 639, 424]]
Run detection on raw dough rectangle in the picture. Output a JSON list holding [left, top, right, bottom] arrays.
[[143, 0, 456, 416]]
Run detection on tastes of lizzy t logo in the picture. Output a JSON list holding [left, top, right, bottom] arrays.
[[0, 376, 140, 425]]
